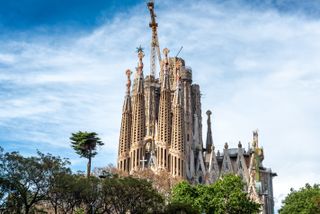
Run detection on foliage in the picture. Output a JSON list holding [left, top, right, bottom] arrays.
[[1, 146, 262, 214], [279, 183, 320, 214], [0, 147, 165, 214], [165, 201, 200, 214], [209, 174, 260, 214], [170, 174, 260, 214], [98, 176, 164, 214], [70, 131, 104, 177], [48, 173, 83, 214], [170, 181, 201, 212], [0, 147, 70, 214]]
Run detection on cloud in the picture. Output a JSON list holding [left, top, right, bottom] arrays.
[[0, 0, 320, 212]]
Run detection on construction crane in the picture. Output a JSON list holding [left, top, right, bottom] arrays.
[[147, 0, 161, 77]]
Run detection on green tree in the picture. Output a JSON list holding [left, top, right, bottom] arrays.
[[209, 174, 260, 214], [48, 173, 83, 214], [279, 183, 320, 214], [0, 148, 70, 214], [170, 181, 201, 212], [99, 176, 164, 214], [78, 176, 101, 214], [70, 131, 104, 177], [170, 174, 260, 214]]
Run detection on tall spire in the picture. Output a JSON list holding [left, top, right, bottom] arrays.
[[205, 110, 213, 153], [156, 48, 172, 170], [170, 74, 186, 178], [117, 69, 133, 173], [129, 48, 146, 172]]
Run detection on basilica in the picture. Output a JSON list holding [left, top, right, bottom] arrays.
[[117, 1, 276, 213]]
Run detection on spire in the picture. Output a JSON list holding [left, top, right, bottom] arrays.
[[123, 69, 132, 112], [161, 48, 170, 90], [156, 48, 172, 170], [236, 140, 250, 184], [221, 142, 233, 175], [129, 47, 146, 171], [136, 46, 145, 94], [170, 70, 185, 177], [171, 72, 185, 151], [208, 144, 220, 183], [205, 110, 213, 153], [118, 69, 133, 173]]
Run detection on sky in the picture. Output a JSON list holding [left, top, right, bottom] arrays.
[[0, 0, 320, 211]]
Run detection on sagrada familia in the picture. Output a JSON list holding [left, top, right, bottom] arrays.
[[117, 1, 276, 213]]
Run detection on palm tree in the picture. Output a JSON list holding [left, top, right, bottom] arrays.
[[70, 131, 104, 177]]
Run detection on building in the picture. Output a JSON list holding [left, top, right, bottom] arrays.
[[117, 1, 276, 213]]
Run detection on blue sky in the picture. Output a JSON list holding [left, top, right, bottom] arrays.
[[1, 0, 320, 211]]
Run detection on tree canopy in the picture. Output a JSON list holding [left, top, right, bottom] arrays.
[[279, 183, 320, 214], [0, 148, 70, 214], [170, 174, 261, 214], [70, 131, 104, 177], [0, 147, 164, 214], [1, 146, 265, 214]]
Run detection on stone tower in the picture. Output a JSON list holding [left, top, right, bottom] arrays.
[[129, 49, 146, 172], [117, 69, 132, 173], [156, 48, 171, 171], [170, 75, 185, 178]]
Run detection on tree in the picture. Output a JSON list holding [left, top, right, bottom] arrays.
[[279, 183, 320, 214], [0, 148, 70, 214], [47, 173, 83, 214], [70, 131, 104, 177], [165, 202, 199, 214], [99, 176, 164, 214], [170, 181, 201, 212], [209, 174, 260, 214], [170, 174, 260, 214], [78, 176, 101, 214]]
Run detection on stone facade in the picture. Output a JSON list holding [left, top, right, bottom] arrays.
[[116, 2, 276, 213]]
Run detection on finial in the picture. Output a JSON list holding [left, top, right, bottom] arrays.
[[224, 142, 228, 149], [136, 46, 144, 74], [125, 69, 132, 95], [163, 48, 170, 76], [206, 110, 212, 117], [238, 141, 242, 148], [217, 150, 220, 156], [163, 48, 170, 59], [136, 45, 144, 53]]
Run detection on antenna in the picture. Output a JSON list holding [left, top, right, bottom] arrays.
[[175, 46, 183, 57]]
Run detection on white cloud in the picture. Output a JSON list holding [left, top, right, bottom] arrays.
[[0, 0, 319, 212]]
